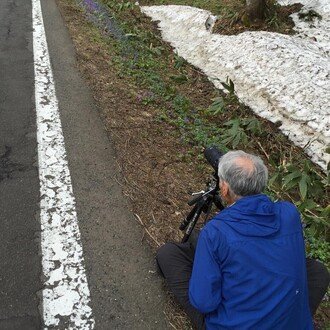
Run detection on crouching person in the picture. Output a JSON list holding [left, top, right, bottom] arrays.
[[157, 151, 329, 329]]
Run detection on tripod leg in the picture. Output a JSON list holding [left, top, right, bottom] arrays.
[[179, 204, 199, 231]]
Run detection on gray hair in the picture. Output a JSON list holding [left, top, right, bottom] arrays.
[[218, 150, 268, 198]]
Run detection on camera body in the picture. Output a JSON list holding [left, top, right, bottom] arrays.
[[204, 146, 225, 174]]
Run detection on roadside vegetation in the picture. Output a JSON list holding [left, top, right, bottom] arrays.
[[140, 0, 304, 35], [58, 0, 329, 327]]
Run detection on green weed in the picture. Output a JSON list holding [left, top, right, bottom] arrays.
[[298, 10, 322, 22], [221, 77, 236, 96], [207, 97, 226, 116], [116, 1, 135, 11]]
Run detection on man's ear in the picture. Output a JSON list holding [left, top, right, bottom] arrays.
[[220, 181, 229, 198]]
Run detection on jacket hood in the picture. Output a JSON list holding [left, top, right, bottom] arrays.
[[214, 194, 280, 237]]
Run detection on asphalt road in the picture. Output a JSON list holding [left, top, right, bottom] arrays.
[[0, 0, 168, 328], [0, 0, 41, 328]]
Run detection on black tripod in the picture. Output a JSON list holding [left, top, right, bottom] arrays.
[[179, 146, 225, 243], [179, 178, 224, 243]]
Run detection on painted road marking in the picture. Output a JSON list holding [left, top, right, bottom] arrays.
[[32, 0, 95, 327]]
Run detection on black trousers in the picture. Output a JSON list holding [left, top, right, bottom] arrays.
[[156, 241, 330, 330]]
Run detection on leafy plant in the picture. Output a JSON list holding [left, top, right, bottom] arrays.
[[298, 10, 322, 22], [148, 44, 165, 56], [116, 1, 135, 11], [266, 10, 279, 29], [305, 228, 330, 267], [173, 53, 187, 70], [242, 117, 262, 135], [281, 162, 324, 200], [207, 97, 225, 115], [170, 74, 188, 84], [221, 77, 235, 96], [221, 119, 248, 148], [172, 95, 191, 114], [269, 162, 329, 240]]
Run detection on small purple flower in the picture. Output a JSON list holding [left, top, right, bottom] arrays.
[[83, 0, 100, 13]]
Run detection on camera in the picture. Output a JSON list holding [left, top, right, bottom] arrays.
[[204, 146, 224, 174]]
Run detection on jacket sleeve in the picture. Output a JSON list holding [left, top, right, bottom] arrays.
[[188, 227, 222, 314]]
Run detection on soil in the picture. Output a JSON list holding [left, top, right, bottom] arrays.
[[56, 0, 329, 328]]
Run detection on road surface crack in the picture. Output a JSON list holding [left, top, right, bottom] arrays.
[[0, 146, 28, 182]]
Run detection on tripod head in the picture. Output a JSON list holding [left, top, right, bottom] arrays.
[[179, 147, 225, 243]]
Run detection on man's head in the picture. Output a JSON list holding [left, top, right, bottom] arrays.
[[217, 150, 268, 205]]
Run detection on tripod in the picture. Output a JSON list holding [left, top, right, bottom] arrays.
[[179, 146, 225, 242], [179, 178, 224, 243]]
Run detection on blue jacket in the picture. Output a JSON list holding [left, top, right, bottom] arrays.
[[189, 194, 313, 329]]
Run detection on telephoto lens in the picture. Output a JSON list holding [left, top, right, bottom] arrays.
[[204, 146, 224, 172]]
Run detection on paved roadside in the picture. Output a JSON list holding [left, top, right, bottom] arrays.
[[41, 0, 168, 328], [0, 0, 42, 328]]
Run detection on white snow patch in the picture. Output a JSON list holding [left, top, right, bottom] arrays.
[[278, 0, 330, 56], [141, 4, 330, 170]]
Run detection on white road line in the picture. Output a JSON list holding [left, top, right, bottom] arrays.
[[32, 0, 95, 328]]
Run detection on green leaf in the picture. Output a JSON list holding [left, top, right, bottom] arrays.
[[298, 199, 318, 211], [222, 136, 233, 146], [174, 54, 186, 69], [321, 205, 330, 218], [208, 97, 225, 115], [170, 74, 188, 84], [285, 177, 301, 190], [241, 118, 261, 135], [232, 132, 242, 148], [303, 160, 312, 173], [285, 163, 295, 171], [307, 223, 317, 236], [224, 119, 239, 127], [283, 171, 301, 187], [299, 177, 308, 200], [221, 77, 235, 95], [269, 172, 280, 187]]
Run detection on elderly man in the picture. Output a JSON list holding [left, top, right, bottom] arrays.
[[157, 151, 329, 329]]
